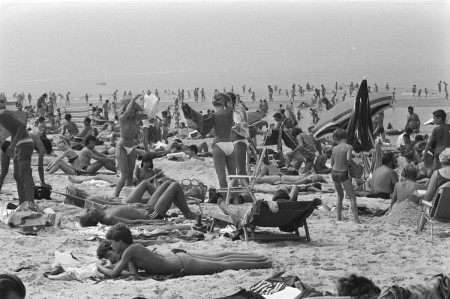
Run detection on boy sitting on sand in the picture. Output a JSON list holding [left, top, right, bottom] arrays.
[[390, 163, 419, 210], [96, 224, 272, 277]]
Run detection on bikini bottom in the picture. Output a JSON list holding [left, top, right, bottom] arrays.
[[214, 142, 234, 156], [120, 145, 136, 156]]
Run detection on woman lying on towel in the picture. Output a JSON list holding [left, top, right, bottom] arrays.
[[96, 224, 272, 277], [79, 181, 199, 226]]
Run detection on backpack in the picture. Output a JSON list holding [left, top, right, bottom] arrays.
[[34, 185, 52, 200]]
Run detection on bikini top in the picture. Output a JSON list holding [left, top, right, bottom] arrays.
[[436, 170, 450, 189], [67, 154, 79, 164]]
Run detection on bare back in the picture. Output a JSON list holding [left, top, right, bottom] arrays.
[[213, 109, 233, 143], [125, 244, 181, 275], [331, 143, 352, 171]]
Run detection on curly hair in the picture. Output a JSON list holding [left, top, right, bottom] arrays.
[[439, 148, 450, 166], [336, 274, 381, 298], [401, 163, 418, 180], [106, 224, 133, 245]]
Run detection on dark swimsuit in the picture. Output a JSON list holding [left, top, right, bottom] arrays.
[[331, 170, 349, 183], [436, 170, 450, 188], [67, 155, 78, 164]]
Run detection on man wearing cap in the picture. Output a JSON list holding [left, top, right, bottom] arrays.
[[0, 106, 35, 203]]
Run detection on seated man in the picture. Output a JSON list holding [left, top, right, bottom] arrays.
[[79, 180, 199, 226], [78, 135, 116, 174], [400, 133, 416, 157], [313, 148, 332, 175], [61, 116, 93, 144], [364, 152, 399, 199], [95, 224, 272, 277]]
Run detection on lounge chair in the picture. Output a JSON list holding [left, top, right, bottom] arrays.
[[418, 186, 450, 239], [218, 148, 267, 204], [209, 198, 321, 242]]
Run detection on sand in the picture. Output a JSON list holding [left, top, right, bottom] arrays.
[[1, 90, 450, 298]]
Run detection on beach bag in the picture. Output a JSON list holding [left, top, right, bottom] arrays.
[[182, 179, 207, 201], [34, 185, 52, 200], [349, 163, 364, 179]]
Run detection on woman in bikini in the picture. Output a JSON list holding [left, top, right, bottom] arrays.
[[96, 224, 272, 277], [133, 152, 162, 185], [46, 139, 82, 175], [115, 94, 144, 197], [210, 93, 238, 199], [330, 128, 361, 224]]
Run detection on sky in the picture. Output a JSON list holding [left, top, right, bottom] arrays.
[[0, 0, 449, 97]]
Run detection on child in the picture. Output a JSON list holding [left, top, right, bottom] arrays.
[[330, 128, 361, 223], [390, 163, 419, 209], [161, 111, 169, 144]]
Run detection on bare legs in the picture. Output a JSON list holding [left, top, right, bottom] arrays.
[[333, 178, 361, 223], [115, 146, 136, 197], [212, 144, 237, 199], [13, 144, 35, 204], [47, 161, 77, 175], [68, 174, 119, 185], [146, 181, 198, 220], [124, 180, 157, 204]]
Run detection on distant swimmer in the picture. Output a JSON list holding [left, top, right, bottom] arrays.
[[438, 81, 442, 92]]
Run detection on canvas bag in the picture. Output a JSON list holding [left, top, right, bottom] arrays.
[[181, 179, 207, 201]]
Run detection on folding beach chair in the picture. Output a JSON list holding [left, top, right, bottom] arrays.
[[218, 148, 267, 204], [418, 186, 450, 240], [62, 106, 90, 128], [209, 198, 321, 242]]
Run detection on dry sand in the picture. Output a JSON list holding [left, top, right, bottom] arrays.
[[1, 90, 450, 298]]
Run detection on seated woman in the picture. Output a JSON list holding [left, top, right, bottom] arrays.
[[46, 139, 82, 175], [79, 180, 199, 226], [417, 148, 450, 231], [416, 151, 434, 185], [96, 224, 272, 277]]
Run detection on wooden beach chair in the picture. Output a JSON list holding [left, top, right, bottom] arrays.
[[209, 198, 321, 242], [418, 186, 450, 240], [218, 148, 267, 204]]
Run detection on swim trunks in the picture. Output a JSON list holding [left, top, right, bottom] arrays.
[[331, 170, 349, 183]]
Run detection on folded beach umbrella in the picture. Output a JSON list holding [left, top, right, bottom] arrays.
[[143, 93, 160, 119], [285, 107, 298, 127], [311, 93, 392, 139], [263, 129, 297, 150], [371, 140, 383, 172], [347, 79, 373, 152], [247, 111, 266, 125]]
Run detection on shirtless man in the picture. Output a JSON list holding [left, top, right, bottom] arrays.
[[367, 152, 398, 199], [400, 133, 416, 157], [422, 109, 450, 170], [405, 106, 420, 133], [78, 135, 116, 174], [79, 181, 199, 226], [0, 106, 35, 203], [95, 224, 271, 277], [115, 94, 145, 197], [0, 132, 53, 193]]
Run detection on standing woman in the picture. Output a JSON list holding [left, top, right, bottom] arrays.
[[211, 93, 238, 199], [115, 94, 143, 197], [227, 92, 250, 180]]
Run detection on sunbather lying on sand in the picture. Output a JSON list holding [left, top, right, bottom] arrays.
[[79, 181, 199, 226], [96, 224, 272, 277], [256, 171, 327, 185]]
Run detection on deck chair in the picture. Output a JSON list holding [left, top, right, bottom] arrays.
[[218, 148, 267, 204], [418, 186, 450, 239], [62, 106, 90, 128], [209, 198, 321, 242]]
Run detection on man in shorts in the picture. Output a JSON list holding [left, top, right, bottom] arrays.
[[0, 106, 35, 203]]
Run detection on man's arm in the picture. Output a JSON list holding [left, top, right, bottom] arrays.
[[97, 246, 137, 278], [422, 129, 436, 159], [35, 142, 47, 186], [86, 150, 114, 163], [103, 215, 156, 226], [0, 152, 11, 191]]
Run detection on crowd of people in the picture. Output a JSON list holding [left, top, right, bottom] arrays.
[[1, 81, 450, 297]]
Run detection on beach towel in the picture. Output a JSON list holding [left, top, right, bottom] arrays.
[[181, 103, 214, 136], [233, 101, 249, 139], [378, 273, 450, 299], [143, 93, 160, 119]]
